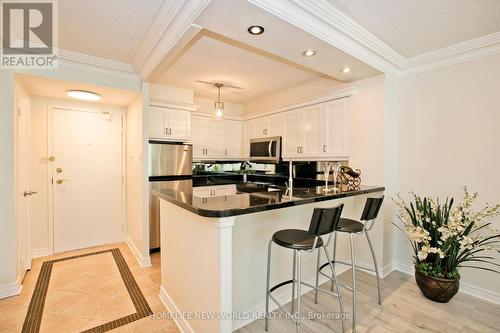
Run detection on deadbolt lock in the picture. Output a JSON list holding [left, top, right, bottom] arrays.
[[56, 179, 68, 185], [49, 156, 55, 162], [56, 168, 63, 173]]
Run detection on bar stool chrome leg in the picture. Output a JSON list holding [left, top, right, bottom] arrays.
[[314, 249, 320, 304], [322, 245, 345, 333], [331, 231, 338, 291], [292, 250, 297, 313], [365, 231, 382, 305], [265, 240, 272, 331], [295, 250, 302, 333], [349, 234, 356, 333]]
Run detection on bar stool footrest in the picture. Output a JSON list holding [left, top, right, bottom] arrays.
[[269, 279, 294, 293]]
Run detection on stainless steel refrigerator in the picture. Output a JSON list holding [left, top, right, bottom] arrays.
[[149, 141, 192, 250]]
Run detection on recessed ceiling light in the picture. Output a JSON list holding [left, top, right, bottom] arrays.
[[67, 90, 101, 101], [341, 66, 351, 73], [248, 25, 264, 35], [302, 49, 317, 57]]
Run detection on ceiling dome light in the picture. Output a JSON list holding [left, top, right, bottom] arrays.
[[67, 90, 101, 101], [247, 25, 264, 35], [302, 49, 317, 57], [341, 66, 351, 73]]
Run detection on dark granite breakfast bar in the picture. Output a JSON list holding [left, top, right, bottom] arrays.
[[157, 175, 385, 333], [152, 181, 385, 217]]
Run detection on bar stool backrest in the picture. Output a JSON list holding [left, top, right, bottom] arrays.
[[308, 204, 344, 236], [360, 197, 384, 221]]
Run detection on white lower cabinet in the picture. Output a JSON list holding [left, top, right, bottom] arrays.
[[192, 116, 243, 160], [192, 184, 237, 198]]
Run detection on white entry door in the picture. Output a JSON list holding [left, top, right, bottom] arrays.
[[17, 95, 32, 273], [50, 108, 124, 253]]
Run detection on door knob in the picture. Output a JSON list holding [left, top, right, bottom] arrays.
[[56, 179, 68, 184], [56, 168, 63, 173]]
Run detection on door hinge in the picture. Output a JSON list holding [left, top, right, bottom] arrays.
[[51, 178, 54, 185]]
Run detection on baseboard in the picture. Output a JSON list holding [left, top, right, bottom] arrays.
[[0, 275, 23, 300], [159, 286, 195, 333], [460, 281, 500, 305], [32, 247, 53, 258], [390, 261, 500, 306], [126, 235, 152, 268]]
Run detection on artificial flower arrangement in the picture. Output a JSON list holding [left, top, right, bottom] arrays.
[[393, 187, 500, 301]]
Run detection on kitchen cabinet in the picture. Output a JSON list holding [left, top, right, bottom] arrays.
[[322, 100, 348, 158], [283, 99, 348, 160], [192, 184, 237, 198], [149, 106, 191, 141], [222, 120, 242, 158], [242, 114, 284, 157], [245, 115, 284, 138], [192, 116, 243, 160]]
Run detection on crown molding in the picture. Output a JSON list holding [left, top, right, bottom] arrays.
[[133, 0, 211, 79], [150, 97, 199, 111], [248, 0, 404, 76], [243, 87, 355, 121], [402, 31, 500, 75], [58, 48, 140, 82], [248, 0, 500, 77]]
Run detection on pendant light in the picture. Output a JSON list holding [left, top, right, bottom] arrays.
[[214, 83, 224, 118]]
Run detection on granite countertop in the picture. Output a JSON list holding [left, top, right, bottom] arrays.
[[151, 178, 385, 218]]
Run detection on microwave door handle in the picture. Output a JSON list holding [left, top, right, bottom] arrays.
[[268, 141, 273, 157]]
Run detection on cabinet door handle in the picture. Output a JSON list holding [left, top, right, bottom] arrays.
[[225, 149, 227, 155], [165, 128, 168, 135], [169, 128, 172, 135], [323, 145, 327, 152], [297, 146, 300, 153], [300, 146, 304, 153]]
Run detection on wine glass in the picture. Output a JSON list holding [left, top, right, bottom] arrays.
[[322, 162, 334, 193]]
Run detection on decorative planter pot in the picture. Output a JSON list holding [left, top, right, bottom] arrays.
[[415, 267, 460, 303]]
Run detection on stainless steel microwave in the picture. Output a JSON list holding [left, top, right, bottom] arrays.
[[249, 137, 281, 162]]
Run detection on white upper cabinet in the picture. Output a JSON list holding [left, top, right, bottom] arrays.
[[192, 116, 243, 160], [267, 114, 284, 138], [248, 115, 284, 138], [302, 104, 323, 157], [283, 110, 305, 157], [283, 99, 348, 160], [149, 106, 191, 141], [191, 116, 209, 159], [322, 100, 348, 158], [222, 120, 242, 158]]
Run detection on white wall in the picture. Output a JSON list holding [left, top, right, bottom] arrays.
[[150, 83, 194, 104], [125, 88, 151, 267], [28, 96, 127, 255], [0, 71, 19, 297], [244, 78, 345, 115], [393, 53, 500, 298], [0, 69, 142, 299]]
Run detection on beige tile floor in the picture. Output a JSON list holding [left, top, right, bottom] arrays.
[[0, 243, 178, 333]]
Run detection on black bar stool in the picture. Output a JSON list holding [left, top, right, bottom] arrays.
[[316, 197, 384, 333], [265, 204, 345, 333]]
